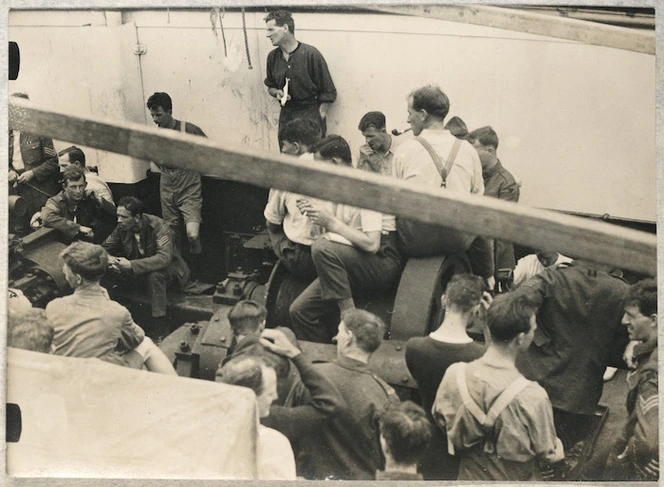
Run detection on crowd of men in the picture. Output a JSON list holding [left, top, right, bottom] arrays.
[[7, 9, 658, 482]]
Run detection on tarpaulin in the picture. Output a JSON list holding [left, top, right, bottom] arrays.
[[6, 347, 258, 479]]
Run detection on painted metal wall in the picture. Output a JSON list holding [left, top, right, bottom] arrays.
[[8, 8, 656, 221]]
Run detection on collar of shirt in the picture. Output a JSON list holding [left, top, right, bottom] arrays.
[[73, 281, 110, 298], [634, 338, 657, 362], [482, 159, 504, 180], [334, 354, 370, 372]]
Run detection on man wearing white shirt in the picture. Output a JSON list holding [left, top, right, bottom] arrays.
[[290, 136, 404, 343], [264, 119, 329, 281], [391, 86, 491, 285], [512, 251, 573, 288]]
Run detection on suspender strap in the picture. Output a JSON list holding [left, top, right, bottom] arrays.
[[485, 377, 531, 427], [455, 363, 488, 424], [454, 362, 532, 427], [414, 136, 462, 187], [180, 121, 187, 133]]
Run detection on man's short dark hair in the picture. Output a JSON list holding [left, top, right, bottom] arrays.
[[61, 165, 86, 186], [68, 146, 87, 167], [358, 111, 386, 132], [409, 85, 450, 121], [445, 273, 485, 312], [280, 119, 321, 148], [468, 126, 499, 149], [218, 356, 267, 396], [310, 135, 352, 166], [343, 309, 385, 354], [117, 196, 145, 216], [264, 9, 295, 35], [379, 400, 433, 465], [8, 309, 54, 353], [228, 300, 267, 336], [60, 242, 109, 281], [626, 278, 657, 317], [487, 292, 540, 343], [147, 92, 172, 112], [59, 146, 87, 167]]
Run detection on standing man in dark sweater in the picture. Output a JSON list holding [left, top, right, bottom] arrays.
[[264, 9, 336, 149], [467, 126, 520, 277], [147, 92, 205, 255], [405, 273, 489, 479]]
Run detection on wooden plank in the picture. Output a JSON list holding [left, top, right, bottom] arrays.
[[362, 5, 655, 55], [8, 101, 656, 276]]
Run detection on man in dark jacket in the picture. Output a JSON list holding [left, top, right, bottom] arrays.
[[467, 126, 520, 277], [9, 93, 61, 223], [102, 196, 190, 319], [513, 260, 630, 449], [41, 165, 116, 243], [295, 309, 400, 480]]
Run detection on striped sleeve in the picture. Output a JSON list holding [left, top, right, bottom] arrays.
[[628, 371, 659, 479]]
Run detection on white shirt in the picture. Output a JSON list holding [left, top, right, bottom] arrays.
[[263, 153, 334, 245], [12, 130, 24, 170], [512, 253, 573, 287], [257, 425, 296, 480], [392, 128, 483, 195]]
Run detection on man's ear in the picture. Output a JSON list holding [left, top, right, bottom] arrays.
[[649, 313, 658, 327]]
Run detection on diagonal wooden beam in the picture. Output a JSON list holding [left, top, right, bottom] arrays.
[[361, 4, 655, 55], [8, 100, 656, 276]]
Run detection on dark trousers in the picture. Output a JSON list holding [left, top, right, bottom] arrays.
[[106, 266, 178, 318], [268, 227, 318, 282], [278, 104, 326, 149], [290, 234, 403, 343]]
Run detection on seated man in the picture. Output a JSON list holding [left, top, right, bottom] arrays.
[[512, 250, 573, 287], [41, 165, 117, 243], [8, 93, 61, 225], [433, 293, 564, 481], [295, 310, 400, 480], [406, 273, 489, 479], [8, 308, 55, 354], [45, 242, 175, 375], [376, 401, 434, 480], [264, 118, 329, 281], [289, 135, 404, 343], [605, 278, 658, 481], [217, 356, 297, 480], [391, 85, 492, 286], [102, 196, 191, 323], [216, 300, 297, 405], [58, 145, 114, 205]]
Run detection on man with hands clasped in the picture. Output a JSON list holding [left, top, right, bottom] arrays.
[[289, 135, 404, 343]]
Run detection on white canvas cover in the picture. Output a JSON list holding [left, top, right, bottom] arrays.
[[6, 347, 258, 479]]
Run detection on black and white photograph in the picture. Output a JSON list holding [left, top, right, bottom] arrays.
[[4, 2, 659, 483]]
